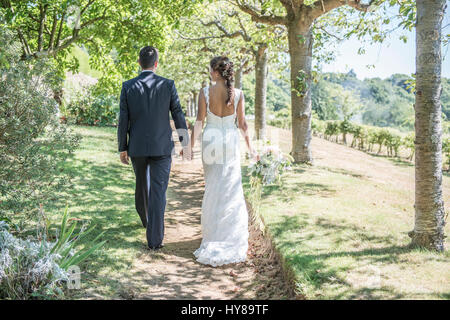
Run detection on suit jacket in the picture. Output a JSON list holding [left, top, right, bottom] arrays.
[[117, 71, 188, 157]]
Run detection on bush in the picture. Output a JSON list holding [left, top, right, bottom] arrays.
[[311, 117, 326, 138], [324, 121, 340, 142], [268, 108, 291, 129], [403, 133, 415, 161], [443, 137, 450, 171], [339, 119, 354, 145], [63, 85, 119, 126], [0, 225, 69, 299], [349, 124, 367, 150], [0, 23, 80, 226], [384, 132, 402, 157], [0, 207, 106, 300]]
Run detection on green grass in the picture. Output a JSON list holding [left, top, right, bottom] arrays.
[[46, 125, 144, 299], [44, 124, 449, 299], [243, 125, 450, 300]]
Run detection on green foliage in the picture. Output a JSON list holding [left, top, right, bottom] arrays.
[[292, 70, 309, 98], [0, 207, 105, 299], [242, 72, 291, 116], [64, 85, 119, 126], [311, 72, 418, 130], [0, 0, 200, 93], [311, 113, 326, 137], [305, 117, 450, 170], [68, 46, 102, 79], [339, 119, 355, 145], [384, 131, 402, 157], [324, 120, 340, 142], [0, 226, 68, 299], [311, 79, 340, 120], [443, 137, 450, 171], [0, 23, 80, 227], [268, 108, 291, 129], [442, 78, 450, 120], [402, 132, 415, 161], [51, 206, 107, 270]]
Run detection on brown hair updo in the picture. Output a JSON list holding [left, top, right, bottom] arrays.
[[210, 56, 234, 107]]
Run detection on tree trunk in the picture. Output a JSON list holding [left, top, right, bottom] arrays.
[[409, 0, 446, 251], [288, 22, 313, 163], [235, 65, 243, 90], [192, 90, 198, 117], [254, 43, 268, 140], [186, 98, 191, 117]]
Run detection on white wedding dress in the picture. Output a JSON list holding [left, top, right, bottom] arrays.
[[193, 86, 249, 267]]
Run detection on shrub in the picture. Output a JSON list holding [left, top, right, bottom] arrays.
[[339, 119, 354, 145], [324, 121, 340, 142], [384, 132, 402, 157], [268, 108, 291, 129], [0, 207, 106, 300], [443, 137, 450, 171], [0, 226, 69, 299], [403, 133, 415, 161], [0, 23, 80, 226], [349, 124, 367, 150], [64, 85, 119, 126], [372, 129, 390, 154], [311, 112, 324, 136]]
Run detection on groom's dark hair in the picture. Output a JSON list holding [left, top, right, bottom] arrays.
[[139, 46, 159, 69]]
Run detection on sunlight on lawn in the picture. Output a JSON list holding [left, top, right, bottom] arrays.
[[243, 124, 450, 300], [46, 125, 145, 299]]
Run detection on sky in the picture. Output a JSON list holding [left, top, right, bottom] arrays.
[[319, 5, 450, 80]]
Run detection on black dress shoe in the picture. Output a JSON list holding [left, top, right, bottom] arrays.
[[148, 244, 164, 251]]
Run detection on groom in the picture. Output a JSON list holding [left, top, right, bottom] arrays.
[[117, 46, 189, 250]]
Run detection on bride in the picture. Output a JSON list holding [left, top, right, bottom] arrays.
[[189, 56, 258, 267]]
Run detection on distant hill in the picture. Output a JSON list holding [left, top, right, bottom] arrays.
[[243, 69, 450, 132]]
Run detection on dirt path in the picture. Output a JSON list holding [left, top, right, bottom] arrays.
[[118, 145, 295, 300]]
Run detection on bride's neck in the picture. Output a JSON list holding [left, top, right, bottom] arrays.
[[213, 79, 226, 86]]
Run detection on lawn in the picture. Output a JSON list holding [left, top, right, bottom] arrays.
[[242, 124, 450, 300], [46, 125, 145, 299], [44, 124, 450, 299]]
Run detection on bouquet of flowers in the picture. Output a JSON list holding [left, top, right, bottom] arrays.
[[248, 146, 293, 186]]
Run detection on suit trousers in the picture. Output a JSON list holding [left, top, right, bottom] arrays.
[[131, 155, 172, 247]]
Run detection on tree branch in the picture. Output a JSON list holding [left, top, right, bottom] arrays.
[[228, 0, 288, 26], [200, 18, 252, 41], [48, 11, 58, 50], [37, 3, 48, 52], [55, 12, 65, 48], [315, 25, 344, 40], [310, 0, 378, 20]]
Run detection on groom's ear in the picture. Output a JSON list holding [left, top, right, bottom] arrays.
[[154, 61, 158, 69]]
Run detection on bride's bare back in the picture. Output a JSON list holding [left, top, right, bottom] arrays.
[[207, 84, 235, 118]]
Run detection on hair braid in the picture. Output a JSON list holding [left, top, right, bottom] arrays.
[[210, 56, 235, 106]]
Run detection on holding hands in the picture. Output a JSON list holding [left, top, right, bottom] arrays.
[[180, 146, 193, 161]]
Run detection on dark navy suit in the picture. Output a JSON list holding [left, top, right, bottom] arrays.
[[117, 70, 188, 248]]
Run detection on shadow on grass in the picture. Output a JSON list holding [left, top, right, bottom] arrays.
[[317, 166, 367, 179], [266, 213, 434, 299], [367, 152, 414, 168]]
